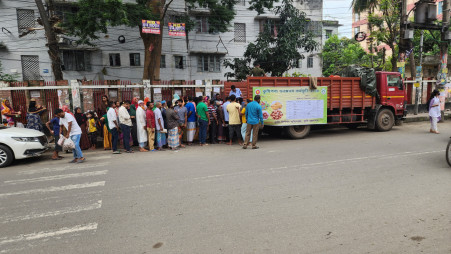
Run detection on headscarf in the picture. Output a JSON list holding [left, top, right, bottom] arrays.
[[28, 99, 38, 112], [144, 97, 150, 106], [74, 107, 86, 125]]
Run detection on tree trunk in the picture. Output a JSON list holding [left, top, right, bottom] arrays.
[[141, 32, 162, 84], [390, 46, 397, 72], [35, 0, 63, 81]]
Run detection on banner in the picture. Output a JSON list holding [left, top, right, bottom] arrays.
[[253, 86, 328, 126], [142, 20, 160, 34], [168, 23, 186, 36]]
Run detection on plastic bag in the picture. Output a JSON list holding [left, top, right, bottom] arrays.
[[57, 135, 66, 147], [340, 65, 379, 99], [63, 137, 75, 150]]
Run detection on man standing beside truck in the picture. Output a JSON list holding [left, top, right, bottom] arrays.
[[243, 95, 264, 149]]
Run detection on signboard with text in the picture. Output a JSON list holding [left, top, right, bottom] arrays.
[[168, 23, 186, 36], [253, 86, 328, 126], [142, 20, 160, 34]]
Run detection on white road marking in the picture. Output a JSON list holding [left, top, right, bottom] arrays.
[[17, 162, 109, 175], [0, 200, 102, 224], [0, 223, 98, 246], [4, 170, 108, 185], [0, 181, 105, 198]]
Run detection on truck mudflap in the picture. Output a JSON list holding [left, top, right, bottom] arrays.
[[367, 105, 382, 130]]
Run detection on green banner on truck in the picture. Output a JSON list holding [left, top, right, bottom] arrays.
[[253, 86, 328, 126]]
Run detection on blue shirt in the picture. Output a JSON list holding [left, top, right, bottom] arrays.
[[229, 88, 242, 98], [245, 101, 263, 125], [186, 102, 196, 122], [50, 117, 60, 136]]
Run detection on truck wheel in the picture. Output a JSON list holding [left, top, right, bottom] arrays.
[[376, 109, 395, 132], [0, 145, 14, 168], [285, 125, 311, 139]]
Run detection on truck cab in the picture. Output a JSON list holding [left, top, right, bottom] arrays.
[[376, 71, 407, 117]]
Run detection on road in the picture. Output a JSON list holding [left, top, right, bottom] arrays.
[[0, 121, 450, 253]]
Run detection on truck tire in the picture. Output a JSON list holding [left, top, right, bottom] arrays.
[[376, 109, 395, 132], [0, 145, 14, 168], [285, 125, 311, 139]]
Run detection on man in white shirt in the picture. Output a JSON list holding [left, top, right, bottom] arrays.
[[106, 101, 121, 154], [222, 96, 231, 142], [118, 101, 133, 153], [56, 108, 85, 163], [229, 85, 242, 98]]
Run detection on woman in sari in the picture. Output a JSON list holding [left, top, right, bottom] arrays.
[[26, 99, 46, 132], [166, 101, 180, 150], [100, 111, 112, 150], [74, 107, 91, 150], [1, 99, 21, 127], [97, 95, 109, 138]]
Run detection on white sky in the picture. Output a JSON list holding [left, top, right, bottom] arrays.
[[323, 0, 353, 38]]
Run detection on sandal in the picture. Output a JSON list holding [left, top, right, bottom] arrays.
[[69, 159, 78, 163], [252, 146, 259, 149], [77, 158, 86, 163]]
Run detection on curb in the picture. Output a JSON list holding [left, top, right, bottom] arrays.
[[404, 114, 451, 123]]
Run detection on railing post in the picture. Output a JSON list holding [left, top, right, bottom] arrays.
[[70, 80, 81, 110]]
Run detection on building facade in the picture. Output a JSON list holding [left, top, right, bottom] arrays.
[[0, 0, 330, 82]]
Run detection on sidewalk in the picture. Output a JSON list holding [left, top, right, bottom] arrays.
[[404, 111, 451, 123]]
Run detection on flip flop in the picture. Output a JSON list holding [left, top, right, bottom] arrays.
[[252, 146, 259, 149]]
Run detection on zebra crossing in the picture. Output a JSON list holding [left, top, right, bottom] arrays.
[[0, 159, 111, 253]]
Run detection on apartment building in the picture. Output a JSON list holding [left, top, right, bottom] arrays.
[[0, 0, 330, 82]]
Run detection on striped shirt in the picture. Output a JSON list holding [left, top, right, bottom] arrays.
[[207, 105, 216, 121]]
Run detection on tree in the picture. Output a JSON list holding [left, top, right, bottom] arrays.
[[243, 0, 317, 77], [223, 58, 251, 81], [63, 0, 277, 83], [322, 35, 374, 76], [351, 0, 378, 13], [367, 0, 400, 72]]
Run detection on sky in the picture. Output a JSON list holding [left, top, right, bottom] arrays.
[[323, 0, 353, 38]]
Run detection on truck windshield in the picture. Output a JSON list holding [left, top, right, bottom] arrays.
[[387, 75, 401, 87]]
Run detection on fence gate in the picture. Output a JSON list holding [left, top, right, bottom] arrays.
[[44, 90, 59, 120], [93, 89, 106, 117], [185, 88, 195, 99], [161, 88, 172, 102], [10, 82, 27, 125], [121, 88, 133, 102]]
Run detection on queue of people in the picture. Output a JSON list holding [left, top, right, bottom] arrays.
[[0, 92, 264, 163]]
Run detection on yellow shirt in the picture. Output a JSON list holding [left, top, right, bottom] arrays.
[[227, 102, 241, 125], [241, 108, 246, 124], [88, 118, 97, 133]]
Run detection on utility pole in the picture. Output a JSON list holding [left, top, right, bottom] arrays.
[[34, 0, 63, 81], [398, 0, 408, 78], [414, 30, 424, 115], [438, 0, 450, 120]]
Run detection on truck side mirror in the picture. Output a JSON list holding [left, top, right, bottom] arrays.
[[397, 80, 404, 90]]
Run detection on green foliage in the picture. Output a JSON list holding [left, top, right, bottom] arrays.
[[0, 61, 18, 82], [243, 0, 317, 77], [351, 0, 378, 13], [367, 0, 400, 71], [322, 35, 374, 76], [223, 58, 251, 81]]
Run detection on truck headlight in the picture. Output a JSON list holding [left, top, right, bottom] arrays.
[[12, 137, 40, 142]]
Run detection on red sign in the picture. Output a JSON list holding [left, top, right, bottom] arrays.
[[168, 23, 186, 36], [142, 20, 160, 34]]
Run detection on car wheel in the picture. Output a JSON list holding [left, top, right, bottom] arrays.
[[0, 145, 14, 168]]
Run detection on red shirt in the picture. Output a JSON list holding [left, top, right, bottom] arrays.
[[146, 109, 156, 128]]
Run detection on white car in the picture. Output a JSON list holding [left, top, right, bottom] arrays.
[[0, 126, 48, 167]]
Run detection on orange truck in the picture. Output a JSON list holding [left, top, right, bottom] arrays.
[[224, 72, 407, 139]]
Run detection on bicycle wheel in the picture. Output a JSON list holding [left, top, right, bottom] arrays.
[[446, 140, 451, 167]]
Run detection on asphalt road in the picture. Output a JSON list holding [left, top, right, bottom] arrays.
[[0, 121, 450, 254]]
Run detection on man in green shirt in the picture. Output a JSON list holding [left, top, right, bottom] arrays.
[[196, 96, 210, 146], [250, 62, 266, 77]]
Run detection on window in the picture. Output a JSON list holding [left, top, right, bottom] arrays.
[[196, 17, 209, 33], [387, 75, 401, 87], [160, 55, 166, 68], [296, 59, 302, 68], [109, 53, 121, 67], [236, 0, 245, 6], [16, 9, 35, 34], [259, 19, 280, 37], [129, 53, 140, 66], [307, 21, 322, 37], [21, 55, 40, 81], [307, 56, 313, 68], [197, 55, 221, 72], [354, 26, 360, 35], [234, 23, 246, 42], [174, 56, 186, 69], [439, 2, 443, 14], [62, 50, 91, 71], [325, 29, 333, 39], [54, 5, 78, 22]]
